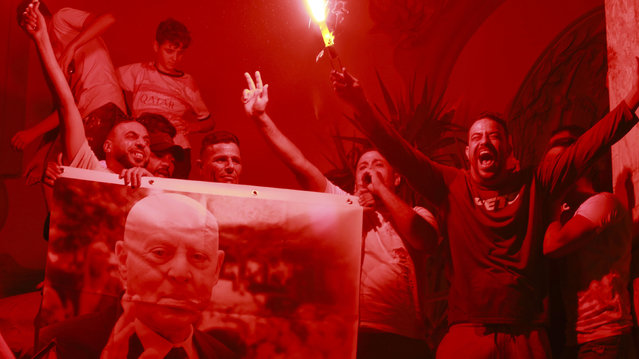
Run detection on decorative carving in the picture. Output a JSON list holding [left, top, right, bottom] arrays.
[[507, 7, 608, 168]]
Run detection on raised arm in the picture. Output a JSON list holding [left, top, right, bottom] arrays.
[[539, 60, 639, 195], [363, 169, 439, 253], [21, 1, 85, 163], [57, 12, 115, 76], [330, 69, 451, 205], [243, 71, 326, 192]]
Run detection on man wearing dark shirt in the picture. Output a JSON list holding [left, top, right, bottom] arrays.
[[330, 68, 639, 358]]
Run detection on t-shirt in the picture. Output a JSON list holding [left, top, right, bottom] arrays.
[[50, 8, 126, 117], [68, 140, 111, 173], [349, 101, 638, 325], [117, 62, 210, 149], [560, 192, 633, 344], [325, 181, 439, 339]]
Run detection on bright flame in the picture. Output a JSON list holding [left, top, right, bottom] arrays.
[[305, 0, 328, 22], [319, 21, 334, 47]]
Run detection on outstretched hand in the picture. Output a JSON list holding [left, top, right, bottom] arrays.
[[19, 0, 46, 41], [330, 68, 366, 108], [243, 71, 269, 117], [11, 129, 37, 150]]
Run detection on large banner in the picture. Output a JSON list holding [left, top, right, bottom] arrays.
[[38, 167, 362, 358]]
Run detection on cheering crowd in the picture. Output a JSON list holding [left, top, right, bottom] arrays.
[[11, 1, 639, 358]]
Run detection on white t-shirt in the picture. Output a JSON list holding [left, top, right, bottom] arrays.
[[325, 180, 438, 339], [68, 140, 111, 173], [117, 62, 210, 149], [560, 192, 633, 344], [50, 8, 126, 117]]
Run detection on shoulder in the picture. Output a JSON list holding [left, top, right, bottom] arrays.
[[118, 62, 146, 73], [53, 8, 90, 23], [323, 179, 348, 196], [413, 206, 440, 233], [575, 192, 629, 227], [577, 192, 622, 213], [37, 307, 118, 358]]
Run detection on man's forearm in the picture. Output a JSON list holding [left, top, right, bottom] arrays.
[[190, 117, 215, 133], [34, 27, 85, 163], [348, 100, 448, 203], [67, 13, 115, 54], [375, 185, 438, 252], [541, 102, 639, 195], [28, 111, 60, 137], [253, 112, 326, 192]]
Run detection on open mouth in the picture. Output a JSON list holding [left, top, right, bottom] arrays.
[[478, 149, 496, 168], [131, 150, 145, 162]]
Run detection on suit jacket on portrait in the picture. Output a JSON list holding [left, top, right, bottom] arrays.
[[34, 304, 238, 359]]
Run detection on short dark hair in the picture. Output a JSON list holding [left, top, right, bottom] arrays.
[[136, 113, 176, 138], [200, 131, 240, 158], [548, 125, 584, 148], [156, 18, 191, 49], [16, 0, 52, 25], [473, 112, 509, 138], [107, 119, 147, 141]]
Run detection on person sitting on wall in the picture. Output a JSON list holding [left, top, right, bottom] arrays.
[[118, 18, 214, 179], [20, 1, 152, 189], [12, 0, 128, 182]]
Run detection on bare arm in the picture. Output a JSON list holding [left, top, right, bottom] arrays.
[[22, 2, 85, 163], [11, 111, 59, 150], [58, 12, 115, 75], [544, 193, 625, 258], [243, 71, 326, 192], [539, 60, 639, 196], [364, 170, 439, 252], [543, 216, 598, 258], [330, 69, 451, 205], [188, 116, 215, 134]]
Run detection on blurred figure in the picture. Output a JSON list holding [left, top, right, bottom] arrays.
[[118, 18, 213, 179], [198, 131, 242, 184], [543, 127, 635, 359], [243, 71, 440, 359], [137, 113, 184, 178], [77, 242, 121, 315]]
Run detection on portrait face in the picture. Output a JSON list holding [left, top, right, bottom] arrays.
[[465, 118, 511, 185], [200, 142, 242, 184], [147, 151, 176, 178], [104, 122, 151, 169], [354, 150, 399, 192], [116, 194, 224, 332], [153, 41, 185, 74]]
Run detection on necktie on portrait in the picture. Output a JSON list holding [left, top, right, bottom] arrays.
[[164, 346, 188, 359]]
